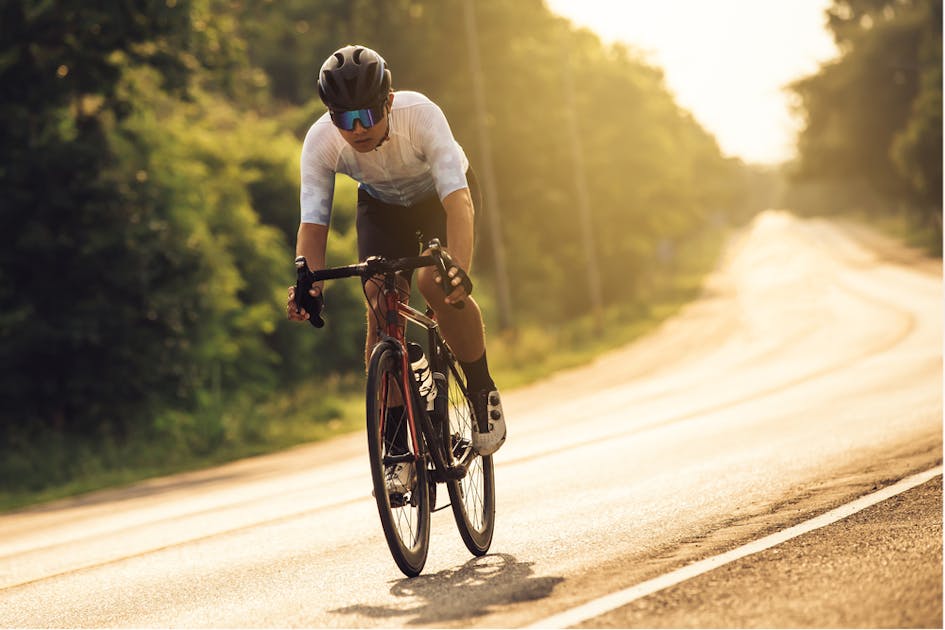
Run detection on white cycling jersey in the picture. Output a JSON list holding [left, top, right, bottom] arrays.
[[299, 90, 470, 226]]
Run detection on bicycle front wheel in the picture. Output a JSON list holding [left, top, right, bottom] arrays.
[[366, 342, 431, 577], [443, 360, 495, 555]]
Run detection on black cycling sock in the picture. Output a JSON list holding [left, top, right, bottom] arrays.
[[460, 351, 496, 394], [384, 406, 409, 455]]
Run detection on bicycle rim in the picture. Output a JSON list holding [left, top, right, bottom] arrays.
[[366, 343, 430, 577], [443, 360, 495, 555]]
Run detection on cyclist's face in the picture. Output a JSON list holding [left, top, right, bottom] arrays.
[[338, 93, 392, 153]]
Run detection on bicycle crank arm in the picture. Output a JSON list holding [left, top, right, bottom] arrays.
[[383, 453, 416, 466]]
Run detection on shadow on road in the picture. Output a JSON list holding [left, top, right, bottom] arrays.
[[331, 553, 564, 625]]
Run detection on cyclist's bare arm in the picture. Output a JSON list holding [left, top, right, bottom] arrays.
[[297, 222, 329, 273], [437, 187, 475, 305]]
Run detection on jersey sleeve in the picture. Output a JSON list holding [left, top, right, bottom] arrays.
[[299, 122, 337, 226], [412, 102, 469, 200]]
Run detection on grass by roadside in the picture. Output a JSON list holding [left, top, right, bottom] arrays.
[[0, 385, 366, 513], [0, 228, 723, 514]]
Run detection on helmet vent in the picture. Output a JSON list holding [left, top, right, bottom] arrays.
[[322, 71, 338, 92]]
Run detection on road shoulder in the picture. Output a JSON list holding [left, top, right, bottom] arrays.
[[585, 475, 943, 628]]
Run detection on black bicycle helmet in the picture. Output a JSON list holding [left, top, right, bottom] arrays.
[[317, 45, 392, 111]]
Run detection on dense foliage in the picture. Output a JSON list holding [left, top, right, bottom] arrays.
[[787, 0, 942, 249], [1, 0, 771, 491]]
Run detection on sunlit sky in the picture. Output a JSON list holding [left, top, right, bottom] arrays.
[[546, 0, 839, 164]]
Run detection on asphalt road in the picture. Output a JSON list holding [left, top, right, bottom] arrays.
[[580, 477, 942, 628], [0, 210, 941, 628]]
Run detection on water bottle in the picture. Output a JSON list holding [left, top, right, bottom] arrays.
[[407, 342, 436, 411]]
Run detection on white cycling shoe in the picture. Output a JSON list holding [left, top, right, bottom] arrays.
[[472, 389, 506, 456], [384, 462, 416, 494]]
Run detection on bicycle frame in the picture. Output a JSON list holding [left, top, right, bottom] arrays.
[[375, 272, 472, 482]]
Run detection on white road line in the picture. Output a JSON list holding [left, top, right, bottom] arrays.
[[526, 466, 943, 629]]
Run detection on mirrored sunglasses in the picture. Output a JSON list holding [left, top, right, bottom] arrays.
[[330, 102, 386, 131]]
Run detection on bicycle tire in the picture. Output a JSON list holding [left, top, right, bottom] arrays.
[[442, 358, 495, 555], [366, 341, 431, 577]]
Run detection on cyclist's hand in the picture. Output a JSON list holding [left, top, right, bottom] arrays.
[[287, 284, 324, 326], [286, 285, 306, 322], [292, 256, 326, 327], [433, 251, 473, 307], [428, 241, 473, 308], [434, 265, 469, 305]]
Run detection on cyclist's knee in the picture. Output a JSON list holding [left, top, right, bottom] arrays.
[[363, 276, 380, 302], [416, 266, 443, 307], [362, 274, 396, 311]]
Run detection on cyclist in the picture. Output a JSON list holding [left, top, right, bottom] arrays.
[[286, 45, 506, 491]]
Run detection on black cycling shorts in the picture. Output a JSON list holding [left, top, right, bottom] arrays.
[[356, 168, 481, 266]]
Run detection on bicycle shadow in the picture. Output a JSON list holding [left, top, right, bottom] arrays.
[[331, 553, 564, 625]]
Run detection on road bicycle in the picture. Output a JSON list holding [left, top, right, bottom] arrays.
[[294, 240, 495, 577]]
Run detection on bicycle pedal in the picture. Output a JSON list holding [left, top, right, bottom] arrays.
[[375, 487, 409, 508], [444, 465, 466, 481]]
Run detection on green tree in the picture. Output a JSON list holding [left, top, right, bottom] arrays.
[[788, 0, 942, 247], [890, 0, 943, 222], [0, 0, 196, 442], [0, 1, 306, 455]]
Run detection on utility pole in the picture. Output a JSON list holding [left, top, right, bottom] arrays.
[[562, 42, 604, 331], [463, 0, 513, 332]]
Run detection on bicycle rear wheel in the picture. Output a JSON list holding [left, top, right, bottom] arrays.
[[442, 359, 495, 555], [366, 342, 431, 577]]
